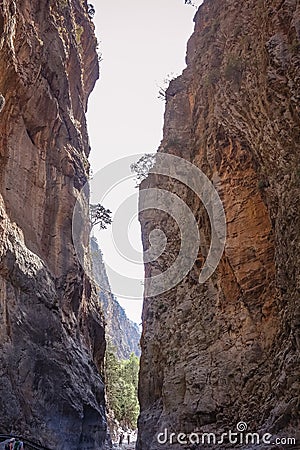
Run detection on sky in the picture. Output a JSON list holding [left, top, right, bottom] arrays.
[[87, 0, 203, 325]]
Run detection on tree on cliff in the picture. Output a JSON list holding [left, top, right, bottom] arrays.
[[130, 153, 156, 186], [157, 72, 179, 101], [90, 203, 112, 230]]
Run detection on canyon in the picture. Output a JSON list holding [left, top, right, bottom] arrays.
[[137, 0, 300, 449], [0, 0, 299, 449]]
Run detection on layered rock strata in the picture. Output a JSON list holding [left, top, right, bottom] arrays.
[[0, 0, 109, 448], [138, 0, 300, 448]]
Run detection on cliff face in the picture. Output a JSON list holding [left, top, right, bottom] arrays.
[[0, 1, 109, 448], [138, 0, 300, 448], [91, 237, 141, 360]]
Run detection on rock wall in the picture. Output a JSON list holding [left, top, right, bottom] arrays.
[[0, 0, 109, 448], [91, 237, 141, 360], [138, 0, 300, 448]]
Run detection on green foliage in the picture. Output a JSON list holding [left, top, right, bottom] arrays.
[[105, 343, 140, 428]]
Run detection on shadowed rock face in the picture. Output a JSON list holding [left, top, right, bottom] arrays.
[[137, 0, 300, 449], [0, 0, 110, 448]]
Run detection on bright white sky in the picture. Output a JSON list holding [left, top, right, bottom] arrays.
[[87, 0, 203, 324]]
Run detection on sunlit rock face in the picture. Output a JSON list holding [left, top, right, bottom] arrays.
[[0, 1, 110, 448], [137, 0, 300, 448]]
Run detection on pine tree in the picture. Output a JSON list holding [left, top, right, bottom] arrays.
[[105, 344, 140, 428]]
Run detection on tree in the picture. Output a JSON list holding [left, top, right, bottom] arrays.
[[105, 344, 140, 429], [122, 352, 139, 389], [105, 342, 124, 419], [90, 204, 112, 230], [119, 354, 140, 428], [130, 153, 156, 186], [157, 72, 178, 101]]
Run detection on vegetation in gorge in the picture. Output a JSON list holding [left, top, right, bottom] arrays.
[[105, 342, 140, 429]]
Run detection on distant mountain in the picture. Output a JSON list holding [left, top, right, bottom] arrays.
[[91, 237, 141, 359]]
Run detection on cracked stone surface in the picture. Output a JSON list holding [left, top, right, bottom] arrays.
[[137, 0, 300, 448], [0, 0, 110, 448]]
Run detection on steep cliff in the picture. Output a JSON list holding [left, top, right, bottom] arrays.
[[91, 237, 141, 360], [138, 0, 300, 449], [0, 1, 109, 448]]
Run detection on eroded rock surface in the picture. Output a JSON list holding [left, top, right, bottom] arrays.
[[138, 0, 300, 448], [0, 1, 109, 448]]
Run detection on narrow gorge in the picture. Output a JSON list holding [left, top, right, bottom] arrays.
[[0, 0, 299, 449]]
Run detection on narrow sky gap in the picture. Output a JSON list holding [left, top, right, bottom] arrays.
[[87, 0, 203, 324]]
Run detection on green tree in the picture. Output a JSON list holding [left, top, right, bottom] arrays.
[[123, 353, 139, 389], [105, 342, 122, 417], [105, 345, 140, 428]]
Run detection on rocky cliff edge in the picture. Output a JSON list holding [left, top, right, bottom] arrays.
[[0, 1, 109, 448]]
